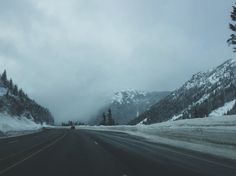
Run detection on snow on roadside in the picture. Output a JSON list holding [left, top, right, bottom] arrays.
[[0, 113, 44, 137], [78, 115, 236, 160], [209, 99, 236, 117]]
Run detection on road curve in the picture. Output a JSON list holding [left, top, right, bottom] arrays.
[[0, 129, 235, 176]]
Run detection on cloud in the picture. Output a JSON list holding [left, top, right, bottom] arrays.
[[0, 0, 235, 122]]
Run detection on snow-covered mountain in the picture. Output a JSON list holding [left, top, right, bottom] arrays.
[[0, 71, 54, 125], [91, 90, 170, 125], [130, 59, 236, 125]]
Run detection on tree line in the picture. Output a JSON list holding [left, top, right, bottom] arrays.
[[0, 70, 28, 100], [61, 121, 85, 126], [0, 70, 54, 124]]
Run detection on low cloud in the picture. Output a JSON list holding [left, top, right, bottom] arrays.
[[0, 0, 234, 122]]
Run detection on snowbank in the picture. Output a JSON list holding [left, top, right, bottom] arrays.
[[0, 113, 44, 137], [78, 115, 236, 160]]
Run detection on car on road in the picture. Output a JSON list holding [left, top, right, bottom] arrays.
[[70, 125, 75, 130]]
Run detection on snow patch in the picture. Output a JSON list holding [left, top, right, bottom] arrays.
[[112, 92, 123, 104], [195, 94, 210, 105], [170, 113, 183, 121], [138, 118, 147, 124], [209, 99, 236, 117]]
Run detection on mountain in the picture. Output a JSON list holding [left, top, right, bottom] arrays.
[[130, 59, 236, 125], [91, 90, 170, 125], [0, 70, 54, 124]]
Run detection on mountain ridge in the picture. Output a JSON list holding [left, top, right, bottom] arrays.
[[130, 59, 236, 125], [90, 90, 170, 125]]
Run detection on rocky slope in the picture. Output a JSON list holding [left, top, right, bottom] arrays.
[[0, 71, 54, 124], [130, 59, 236, 125]]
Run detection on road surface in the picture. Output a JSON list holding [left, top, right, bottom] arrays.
[[0, 129, 236, 176]]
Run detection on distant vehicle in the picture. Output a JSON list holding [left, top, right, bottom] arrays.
[[70, 125, 75, 130]]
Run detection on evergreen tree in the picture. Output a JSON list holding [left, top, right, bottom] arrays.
[[100, 112, 107, 125], [13, 85, 18, 95], [227, 4, 236, 52], [1, 70, 7, 83], [19, 89, 24, 97], [19, 89, 25, 102], [107, 108, 115, 125], [9, 79, 13, 90]]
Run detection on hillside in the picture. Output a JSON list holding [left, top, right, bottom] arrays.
[[130, 59, 236, 125], [91, 90, 170, 125], [0, 70, 54, 125]]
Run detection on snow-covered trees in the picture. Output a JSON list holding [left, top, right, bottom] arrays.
[[0, 70, 54, 124], [1, 70, 7, 84]]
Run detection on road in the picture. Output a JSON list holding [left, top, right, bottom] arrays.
[[0, 129, 236, 176]]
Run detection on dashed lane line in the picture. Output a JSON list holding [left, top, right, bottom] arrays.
[[0, 131, 67, 175]]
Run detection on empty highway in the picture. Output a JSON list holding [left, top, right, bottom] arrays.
[[0, 129, 236, 176]]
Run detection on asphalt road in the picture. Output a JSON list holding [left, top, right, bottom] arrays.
[[0, 129, 236, 176]]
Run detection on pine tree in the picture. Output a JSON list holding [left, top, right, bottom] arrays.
[[13, 85, 18, 95], [19, 89, 25, 102], [9, 79, 13, 90], [100, 112, 107, 125], [107, 108, 115, 126], [227, 4, 236, 52], [103, 112, 107, 125], [1, 70, 7, 83], [19, 89, 24, 97]]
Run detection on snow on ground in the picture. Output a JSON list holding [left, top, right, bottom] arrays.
[[209, 99, 236, 117], [0, 113, 45, 137], [138, 118, 147, 124], [170, 113, 183, 121], [78, 115, 236, 160], [195, 94, 210, 105]]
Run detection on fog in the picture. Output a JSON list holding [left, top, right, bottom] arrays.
[[0, 0, 234, 122]]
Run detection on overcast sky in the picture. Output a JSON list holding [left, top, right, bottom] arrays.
[[0, 0, 235, 122]]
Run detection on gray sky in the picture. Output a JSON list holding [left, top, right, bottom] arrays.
[[0, 0, 235, 122]]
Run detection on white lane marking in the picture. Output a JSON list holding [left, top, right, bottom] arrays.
[[94, 141, 98, 145], [9, 140, 18, 144], [0, 135, 56, 161], [0, 132, 67, 175]]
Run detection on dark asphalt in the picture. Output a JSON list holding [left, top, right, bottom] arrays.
[[0, 129, 236, 176]]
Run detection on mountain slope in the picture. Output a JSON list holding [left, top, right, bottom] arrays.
[[91, 90, 170, 125], [0, 71, 54, 125], [130, 59, 236, 125]]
